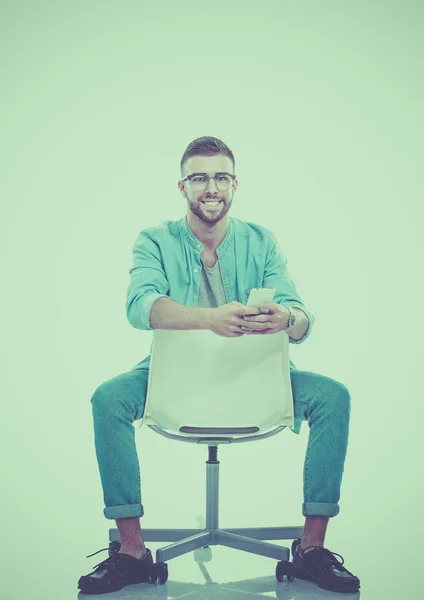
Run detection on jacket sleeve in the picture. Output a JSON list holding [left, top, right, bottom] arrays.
[[262, 231, 315, 345], [126, 231, 170, 330]]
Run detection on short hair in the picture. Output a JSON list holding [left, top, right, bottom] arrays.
[[180, 136, 235, 178]]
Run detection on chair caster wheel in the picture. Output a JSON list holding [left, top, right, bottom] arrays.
[[149, 562, 168, 584], [276, 560, 295, 582], [194, 545, 212, 563]]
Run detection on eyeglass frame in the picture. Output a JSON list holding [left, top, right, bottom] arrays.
[[181, 172, 237, 190]]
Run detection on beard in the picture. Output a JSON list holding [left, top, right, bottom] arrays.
[[187, 194, 233, 225]]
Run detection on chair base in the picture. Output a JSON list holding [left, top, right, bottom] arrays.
[[109, 444, 304, 563], [109, 525, 304, 563]]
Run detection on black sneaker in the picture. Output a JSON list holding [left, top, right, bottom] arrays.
[[292, 543, 360, 594], [78, 545, 153, 594]]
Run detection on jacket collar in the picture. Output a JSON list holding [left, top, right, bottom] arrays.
[[176, 215, 234, 254]]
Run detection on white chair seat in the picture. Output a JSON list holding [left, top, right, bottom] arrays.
[[139, 328, 294, 441]]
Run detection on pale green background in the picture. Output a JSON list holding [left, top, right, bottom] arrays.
[[1, 1, 423, 599]]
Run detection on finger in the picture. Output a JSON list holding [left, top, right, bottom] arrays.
[[240, 322, 271, 331], [259, 302, 281, 314], [243, 306, 262, 316], [231, 326, 245, 334], [238, 315, 273, 324], [236, 317, 262, 328], [243, 314, 272, 322], [241, 318, 272, 328], [243, 321, 279, 331]]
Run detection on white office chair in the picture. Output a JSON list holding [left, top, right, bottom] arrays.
[[109, 329, 304, 584]]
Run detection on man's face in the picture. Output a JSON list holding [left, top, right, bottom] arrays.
[[179, 155, 238, 225]]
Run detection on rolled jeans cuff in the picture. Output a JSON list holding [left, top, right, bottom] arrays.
[[104, 503, 144, 520], [302, 502, 339, 517]]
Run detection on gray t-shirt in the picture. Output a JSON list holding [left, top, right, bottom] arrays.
[[197, 258, 227, 308]]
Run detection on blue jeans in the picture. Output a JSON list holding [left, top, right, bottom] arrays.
[[91, 364, 351, 520]]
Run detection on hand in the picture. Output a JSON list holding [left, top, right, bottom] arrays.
[[240, 302, 291, 335], [208, 302, 262, 338]]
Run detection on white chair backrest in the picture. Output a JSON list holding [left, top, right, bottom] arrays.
[[139, 329, 294, 439]]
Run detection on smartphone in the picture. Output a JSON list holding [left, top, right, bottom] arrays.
[[246, 287, 275, 313]]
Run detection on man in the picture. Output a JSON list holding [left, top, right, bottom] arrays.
[[78, 136, 360, 594]]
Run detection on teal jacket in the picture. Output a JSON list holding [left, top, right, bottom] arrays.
[[127, 215, 316, 435]]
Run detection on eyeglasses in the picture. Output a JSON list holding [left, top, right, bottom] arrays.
[[181, 172, 236, 192]]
